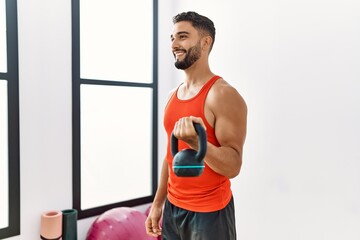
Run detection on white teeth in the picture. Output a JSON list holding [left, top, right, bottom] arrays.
[[174, 51, 185, 56]]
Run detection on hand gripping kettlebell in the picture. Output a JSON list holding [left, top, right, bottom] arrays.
[[171, 123, 207, 177]]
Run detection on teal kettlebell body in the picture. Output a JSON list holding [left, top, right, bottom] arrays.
[[171, 123, 207, 177]]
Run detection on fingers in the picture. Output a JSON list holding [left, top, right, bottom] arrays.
[[173, 116, 206, 139], [173, 116, 206, 150], [189, 116, 206, 130], [152, 223, 162, 236], [145, 214, 162, 237]]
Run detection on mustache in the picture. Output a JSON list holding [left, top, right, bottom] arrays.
[[173, 48, 187, 54]]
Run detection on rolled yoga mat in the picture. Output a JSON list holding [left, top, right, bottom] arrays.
[[62, 209, 78, 240], [40, 211, 62, 240]]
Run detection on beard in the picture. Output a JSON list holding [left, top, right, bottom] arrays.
[[174, 41, 202, 70]]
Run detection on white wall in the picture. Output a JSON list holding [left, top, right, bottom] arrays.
[[15, 0, 73, 239], [7, 0, 360, 239], [11, 0, 176, 239], [170, 0, 360, 239]]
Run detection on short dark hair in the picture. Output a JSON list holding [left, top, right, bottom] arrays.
[[173, 11, 216, 52]]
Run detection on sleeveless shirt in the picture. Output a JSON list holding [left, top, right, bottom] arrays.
[[163, 75, 233, 212]]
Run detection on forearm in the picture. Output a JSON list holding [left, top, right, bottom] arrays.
[[152, 158, 169, 207], [204, 142, 242, 179]]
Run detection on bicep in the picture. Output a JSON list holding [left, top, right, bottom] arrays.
[[214, 89, 247, 152]]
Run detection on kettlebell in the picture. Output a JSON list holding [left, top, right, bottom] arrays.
[[171, 123, 207, 177]]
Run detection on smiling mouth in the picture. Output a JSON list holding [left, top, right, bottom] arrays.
[[173, 49, 186, 58]]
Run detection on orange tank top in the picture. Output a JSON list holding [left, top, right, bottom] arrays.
[[163, 75, 232, 212]]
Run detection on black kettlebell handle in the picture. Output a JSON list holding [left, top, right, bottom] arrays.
[[171, 123, 207, 163]]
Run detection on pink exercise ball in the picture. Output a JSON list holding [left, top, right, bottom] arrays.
[[86, 207, 158, 240]]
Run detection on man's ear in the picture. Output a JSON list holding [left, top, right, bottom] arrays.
[[202, 35, 213, 52]]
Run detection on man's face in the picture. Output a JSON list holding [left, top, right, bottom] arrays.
[[171, 21, 202, 70]]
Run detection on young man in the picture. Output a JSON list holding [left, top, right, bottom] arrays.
[[145, 11, 247, 240]]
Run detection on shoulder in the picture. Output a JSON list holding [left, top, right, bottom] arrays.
[[163, 86, 178, 110], [208, 78, 247, 112], [167, 87, 177, 99]]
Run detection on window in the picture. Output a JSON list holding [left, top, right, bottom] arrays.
[[0, 0, 20, 238], [72, 0, 158, 219]]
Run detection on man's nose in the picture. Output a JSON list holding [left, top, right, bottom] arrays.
[[171, 39, 180, 50]]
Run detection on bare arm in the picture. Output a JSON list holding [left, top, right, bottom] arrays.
[[153, 158, 169, 207], [204, 84, 247, 178], [145, 158, 168, 237], [173, 82, 247, 178]]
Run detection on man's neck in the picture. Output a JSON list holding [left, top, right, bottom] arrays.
[[183, 62, 214, 87]]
